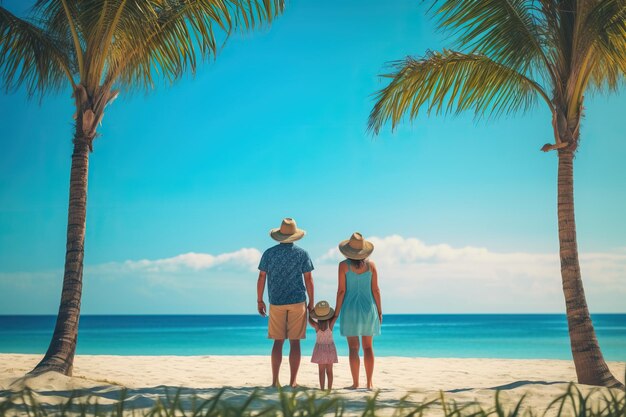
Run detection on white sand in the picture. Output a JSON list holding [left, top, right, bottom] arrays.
[[0, 354, 624, 415]]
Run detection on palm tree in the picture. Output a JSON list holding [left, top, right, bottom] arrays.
[[0, 0, 283, 376], [369, 0, 626, 388]]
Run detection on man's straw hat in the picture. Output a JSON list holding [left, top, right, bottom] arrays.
[[270, 218, 306, 243], [338, 232, 374, 260], [310, 301, 335, 320]]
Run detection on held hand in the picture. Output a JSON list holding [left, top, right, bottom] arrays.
[[257, 301, 267, 317]]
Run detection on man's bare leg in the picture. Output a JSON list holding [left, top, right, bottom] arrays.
[[271, 339, 285, 387], [288, 339, 301, 387]]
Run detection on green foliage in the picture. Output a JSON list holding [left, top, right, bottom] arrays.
[[368, 0, 626, 135], [0, 0, 285, 97], [432, 0, 549, 75], [0, 383, 624, 417], [0, 7, 73, 96], [368, 50, 549, 134]]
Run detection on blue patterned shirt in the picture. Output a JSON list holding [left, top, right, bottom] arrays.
[[259, 243, 314, 305]]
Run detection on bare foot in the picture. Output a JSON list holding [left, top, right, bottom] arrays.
[[344, 385, 358, 390], [269, 378, 280, 388]]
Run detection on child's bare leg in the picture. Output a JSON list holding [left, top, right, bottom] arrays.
[[346, 336, 360, 389], [318, 364, 326, 390], [362, 336, 374, 389], [327, 364, 334, 390]]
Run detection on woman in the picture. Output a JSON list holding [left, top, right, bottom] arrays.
[[334, 232, 382, 390]]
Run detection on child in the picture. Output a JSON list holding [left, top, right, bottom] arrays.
[[308, 300, 339, 390]]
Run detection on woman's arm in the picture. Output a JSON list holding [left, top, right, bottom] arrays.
[[334, 262, 347, 317], [329, 315, 338, 331], [370, 261, 382, 323]]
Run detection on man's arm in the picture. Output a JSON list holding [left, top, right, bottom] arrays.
[[304, 271, 314, 312], [308, 315, 319, 331], [257, 271, 267, 317]]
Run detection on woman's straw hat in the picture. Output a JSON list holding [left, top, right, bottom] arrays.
[[338, 232, 374, 260], [270, 218, 306, 243], [310, 300, 335, 320]]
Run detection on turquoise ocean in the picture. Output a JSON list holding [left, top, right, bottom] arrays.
[[1, 315, 625, 360]]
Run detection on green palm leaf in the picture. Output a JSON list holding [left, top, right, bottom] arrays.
[[432, 0, 552, 78], [368, 0, 626, 389], [583, 0, 626, 91], [0, 0, 285, 377], [0, 6, 74, 96], [2, 0, 284, 95], [33, 0, 87, 75], [368, 50, 550, 134], [104, 0, 282, 90]]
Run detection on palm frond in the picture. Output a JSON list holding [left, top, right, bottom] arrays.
[[0, 6, 74, 96], [103, 0, 284, 91], [586, 51, 623, 94], [583, 0, 626, 91], [229, 0, 284, 32], [368, 50, 551, 134], [431, 0, 552, 79], [2, 0, 283, 97], [33, 0, 86, 76], [81, 0, 131, 89]]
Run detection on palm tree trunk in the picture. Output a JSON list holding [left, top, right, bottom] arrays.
[[557, 150, 623, 388], [31, 135, 90, 377]]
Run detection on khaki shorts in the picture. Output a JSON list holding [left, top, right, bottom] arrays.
[[268, 302, 307, 340]]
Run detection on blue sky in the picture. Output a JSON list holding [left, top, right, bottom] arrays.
[[1, 0, 625, 314]]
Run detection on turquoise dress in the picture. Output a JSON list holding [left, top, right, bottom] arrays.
[[339, 260, 381, 337]]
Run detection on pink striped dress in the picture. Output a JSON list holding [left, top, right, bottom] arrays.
[[311, 328, 338, 364]]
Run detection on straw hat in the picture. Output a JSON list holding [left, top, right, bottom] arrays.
[[338, 232, 374, 260], [310, 301, 335, 320], [270, 218, 306, 243]]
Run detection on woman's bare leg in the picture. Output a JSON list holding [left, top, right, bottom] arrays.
[[346, 336, 360, 389], [327, 364, 334, 390], [362, 336, 374, 389], [318, 364, 326, 389]]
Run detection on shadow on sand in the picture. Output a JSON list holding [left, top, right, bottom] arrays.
[[446, 380, 568, 393], [0, 384, 425, 414]]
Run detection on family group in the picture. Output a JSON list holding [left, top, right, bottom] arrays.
[[256, 218, 383, 390]]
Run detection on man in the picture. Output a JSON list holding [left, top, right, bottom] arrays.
[[257, 218, 314, 388]]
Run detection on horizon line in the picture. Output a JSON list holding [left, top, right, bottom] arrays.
[[1, 312, 625, 316]]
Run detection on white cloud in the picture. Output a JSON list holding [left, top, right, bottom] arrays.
[[314, 235, 626, 313], [1, 237, 625, 314], [318, 235, 626, 282], [92, 248, 262, 274], [319, 235, 496, 264]]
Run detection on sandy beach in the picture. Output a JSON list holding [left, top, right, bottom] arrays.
[[0, 354, 623, 415]]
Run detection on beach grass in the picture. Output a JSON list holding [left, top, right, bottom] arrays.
[[0, 383, 624, 417]]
